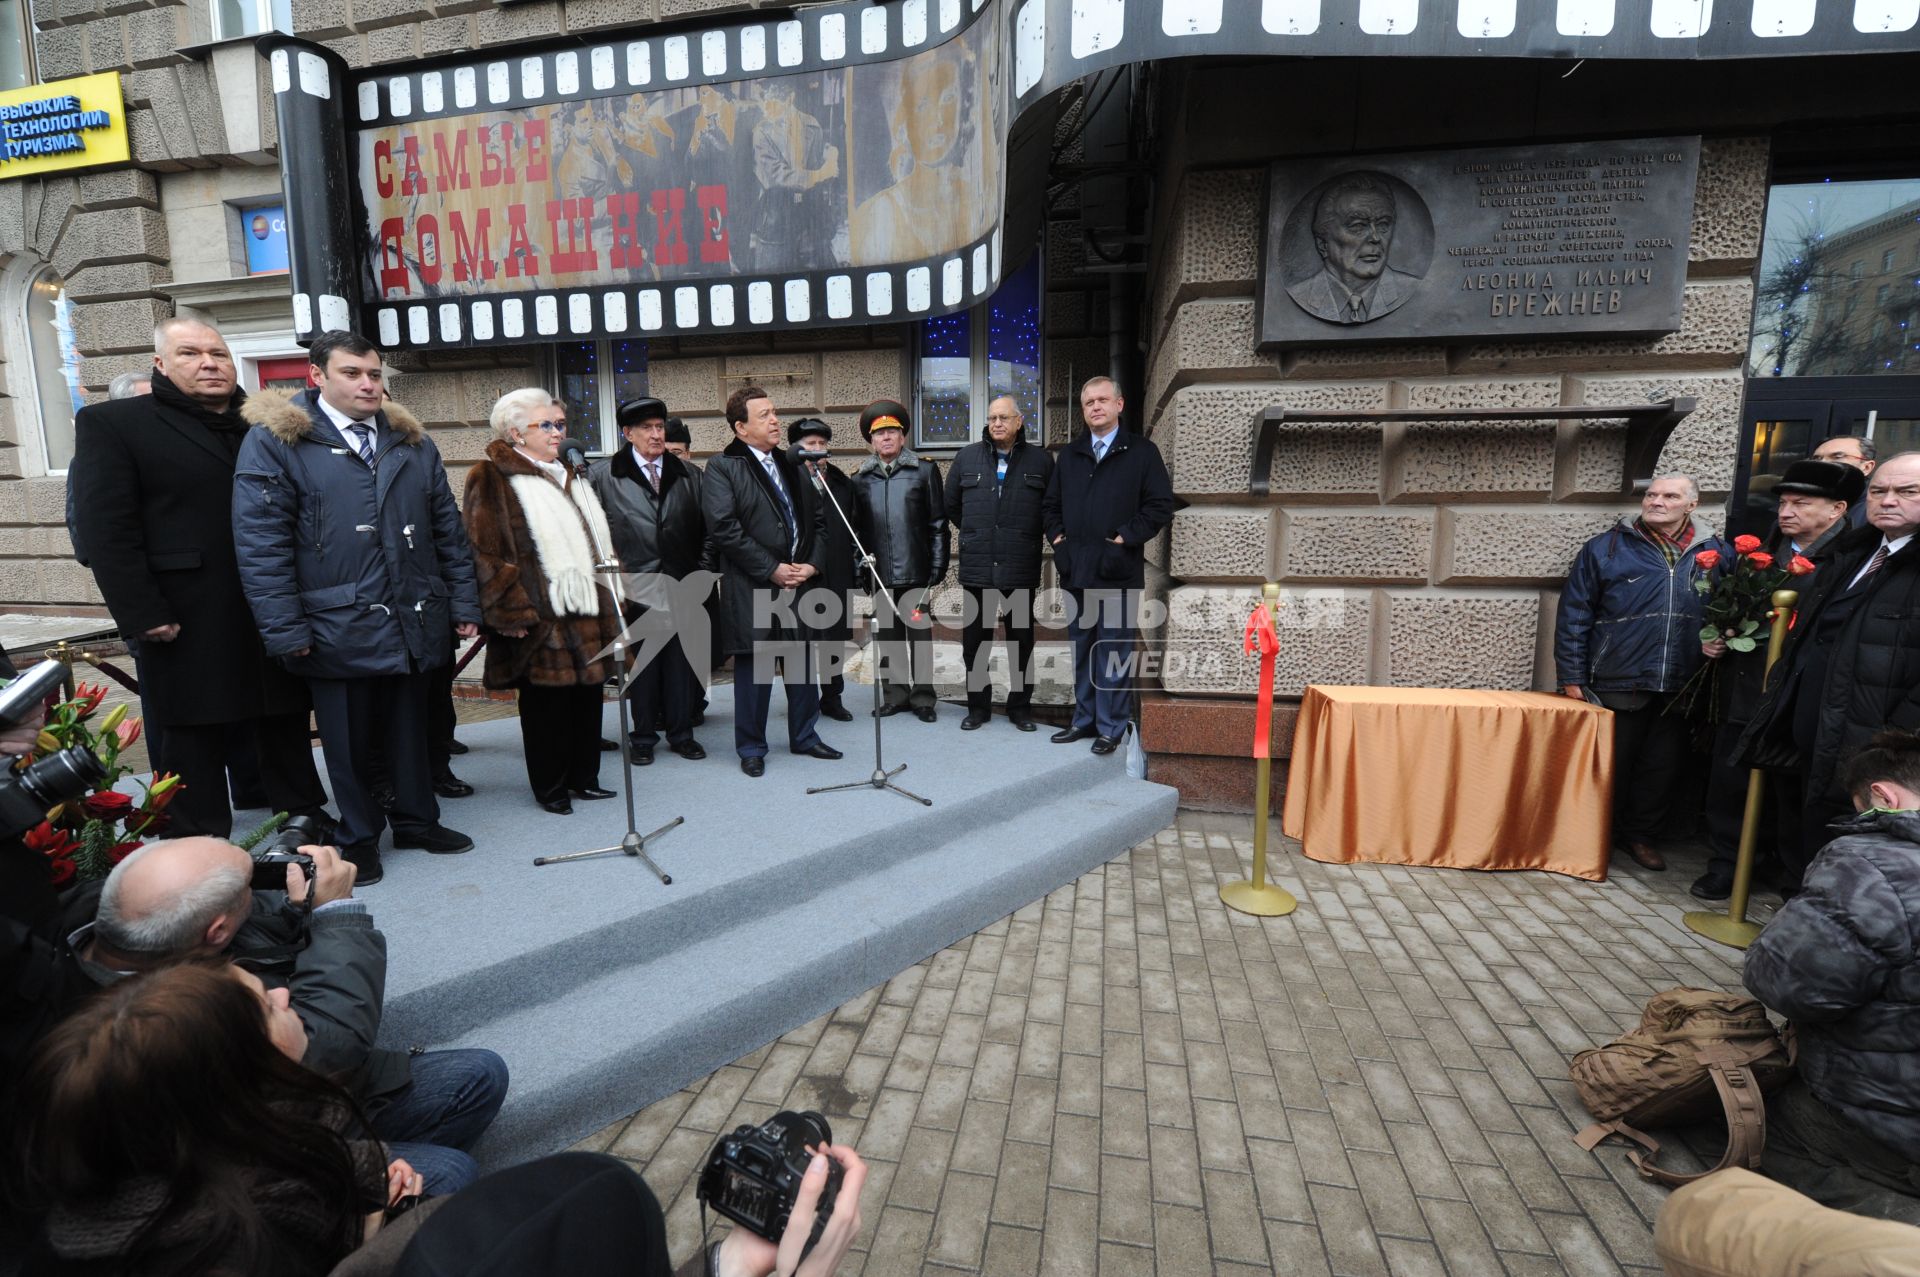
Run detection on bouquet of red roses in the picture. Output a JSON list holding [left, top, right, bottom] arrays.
[[1669, 535, 1814, 719], [23, 679, 181, 886]]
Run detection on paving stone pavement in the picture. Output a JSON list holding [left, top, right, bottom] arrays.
[[570, 809, 1779, 1276]]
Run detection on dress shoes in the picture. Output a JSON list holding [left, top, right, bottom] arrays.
[[598, 738, 619, 752], [343, 844, 383, 886], [629, 742, 656, 765], [914, 706, 938, 723], [799, 743, 844, 760], [447, 739, 470, 756], [1621, 840, 1667, 871], [433, 775, 474, 799], [740, 757, 766, 777], [819, 702, 855, 722], [1009, 714, 1037, 733], [1052, 725, 1096, 744], [1091, 735, 1121, 756], [539, 797, 574, 815], [961, 713, 988, 731], [1689, 870, 1734, 901], [370, 783, 397, 812], [392, 824, 475, 854], [873, 703, 905, 718], [670, 740, 707, 760], [570, 786, 616, 800]]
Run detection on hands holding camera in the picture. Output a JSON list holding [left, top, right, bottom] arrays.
[[283, 844, 357, 906], [714, 1144, 867, 1277]]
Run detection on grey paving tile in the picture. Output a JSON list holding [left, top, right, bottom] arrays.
[[1203, 1169, 1272, 1266], [1099, 1153, 1156, 1245], [1310, 1182, 1391, 1277]]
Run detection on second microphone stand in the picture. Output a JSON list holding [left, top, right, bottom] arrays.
[[802, 458, 932, 807]]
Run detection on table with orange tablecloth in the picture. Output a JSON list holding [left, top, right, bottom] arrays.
[[1280, 685, 1614, 881]]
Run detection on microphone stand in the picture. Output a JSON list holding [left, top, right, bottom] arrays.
[[531, 540, 686, 876], [800, 458, 932, 807]]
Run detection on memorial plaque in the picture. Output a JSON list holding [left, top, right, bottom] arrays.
[[1256, 136, 1700, 349]]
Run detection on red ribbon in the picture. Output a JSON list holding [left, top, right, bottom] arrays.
[[1244, 604, 1279, 759]]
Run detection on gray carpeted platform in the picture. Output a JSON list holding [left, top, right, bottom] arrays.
[[261, 683, 1177, 1165]]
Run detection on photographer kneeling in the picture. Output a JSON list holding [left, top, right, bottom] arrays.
[[63, 836, 506, 1194]]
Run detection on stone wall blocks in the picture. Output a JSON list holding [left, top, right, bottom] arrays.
[[560, 0, 648, 32], [415, 13, 472, 55], [1379, 591, 1541, 689], [38, 558, 104, 605], [1280, 510, 1434, 582], [1398, 377, 1563, 411], [122, 5, 191, 67], [65, 258, 171, 301], [32, 25, 84, 77], [78, 350, 156, 389], [1159, 583, 1372, 697], [387, 370, 465, 425], [69, 296, 170, 355], [685, 416, 736, 456], [1169, 506, 1275, 581], [642, 356, 722, 419], [721, 353, 816, 412], [76, 167, 160, 209], [657, 0, 755, 14], [1163, 382, 1391, 497], [1434, 507, 1627, 585], [1387, 422, 1559, 502], [320, 33, 366, 68], [819, 348, 906, 411], [292, 0, 352, 38], [459, 366, 543, 423], [23, 476, 68, 524], [362, 23, 417, 64], [1568, 371, 1743, 496], [349, 0, 436, 28], [125, 108, 191, 170], [474, 0, 561, 44], [1286, 344, 1450, 381], [1046, 337, 1107, 402], [50, 207, 169, 279], [1690, 137, 1768, 271]]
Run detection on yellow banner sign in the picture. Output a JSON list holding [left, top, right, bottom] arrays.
[[0, 72, 129, 180]]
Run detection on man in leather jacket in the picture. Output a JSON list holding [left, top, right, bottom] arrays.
[[850, 400, 947, 723]]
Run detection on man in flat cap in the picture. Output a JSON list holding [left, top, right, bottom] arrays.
[[589, 396, 710, 765]]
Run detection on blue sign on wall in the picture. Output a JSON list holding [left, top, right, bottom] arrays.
[[244, 204, 288, 274]]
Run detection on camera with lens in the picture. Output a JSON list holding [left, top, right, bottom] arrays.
[[696, 1110, 842, 1248], [0, 661, 109, 842], [249, 814, 320, 892]]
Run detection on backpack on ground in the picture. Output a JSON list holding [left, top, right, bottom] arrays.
[[1569, 987, 1794, 1187]]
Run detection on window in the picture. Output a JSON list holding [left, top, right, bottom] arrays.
[[211, 0, 290, 38], [913, 250, 1042, 450], [25, 267, 82, 473], [1749, 177, 1920, 377], [0, 0, 33, 91], [551, 339, 648, 453]]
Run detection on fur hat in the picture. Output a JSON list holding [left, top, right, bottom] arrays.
[[1776, 459, 1867, 507], [616, 396, 669, 429], [859, 399, 910, 442], [788, 417, 831, 446]]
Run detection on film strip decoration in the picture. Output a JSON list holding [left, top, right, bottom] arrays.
[[267, 0, 1920, 354]]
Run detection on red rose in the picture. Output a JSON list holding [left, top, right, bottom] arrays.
[[1788, 555, 1816, 576], [109, 840, 143, 865], [80, 791, 134, 821], [1695, 549, 1721, 570], [1733, 535, 1764, 554], [1746, 552, 1775, 570]]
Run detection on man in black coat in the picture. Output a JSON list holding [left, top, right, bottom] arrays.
[[789, 418, 859, 722], [589, 396, 709, 765], [234, 331, 481, 882], [946, 395, 1053, 732], [1739, 451, 1920, 891], [851, 400, 948, 723], [1041, 377, 1176, 755], [72, 318, 329, 840], [701, 386, 841, 777]]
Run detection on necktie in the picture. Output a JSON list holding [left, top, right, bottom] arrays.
[[1092, 437, 1108, 465], [1860, 543, 1890, 584], [763, 457, 797, 554], [645, 461, 660, 494], [348, 423, 374, 467]]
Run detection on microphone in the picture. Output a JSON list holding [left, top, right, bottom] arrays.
[[557, 437, 591, 476], [791, 448, 831, 463], [792, 448, 830, 490]]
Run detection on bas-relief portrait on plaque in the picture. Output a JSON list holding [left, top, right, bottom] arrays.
[[358, 17, 1001, 302], [1257, 136, 1702, 349]]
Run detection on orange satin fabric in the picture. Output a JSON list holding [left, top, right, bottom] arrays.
[[1281, 685, 1614, 881]]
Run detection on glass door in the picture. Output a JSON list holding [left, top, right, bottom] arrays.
[[1831, 396, 1920, 459], [1737, 400, 1826, 534]]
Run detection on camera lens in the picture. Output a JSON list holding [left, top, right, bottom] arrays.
[[15, 747, 108, 807], [789, 1110, 832, 1151]]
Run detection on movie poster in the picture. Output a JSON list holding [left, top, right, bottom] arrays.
[[358, 19, 1001, 302]]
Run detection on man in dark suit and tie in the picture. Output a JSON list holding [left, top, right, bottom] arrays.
[[73, 318, 330, 840], [1740, 451, 1920, 893], [701, 385, 843, 776]]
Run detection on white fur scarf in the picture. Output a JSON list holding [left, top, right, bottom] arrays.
[[507, 473, 622, 617]]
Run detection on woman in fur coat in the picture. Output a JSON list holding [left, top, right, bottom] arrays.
[[463, 389, 623, 814]]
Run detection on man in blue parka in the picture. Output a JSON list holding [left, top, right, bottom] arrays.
[[1554, 473, 1726, 872], [233, 331, 481, 883]]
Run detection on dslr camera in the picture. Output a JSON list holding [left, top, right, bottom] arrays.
[[0, 661, 108, 842], [696, 1110, 843, 1248], [250, 814, 320, 893]]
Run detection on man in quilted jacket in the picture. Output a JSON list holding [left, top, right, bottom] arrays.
[[1743, 729, 1920, 1224]]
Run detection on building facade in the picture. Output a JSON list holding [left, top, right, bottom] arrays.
[[3, 0, 1918, 802]]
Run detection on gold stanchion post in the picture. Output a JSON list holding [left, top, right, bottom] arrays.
[[1221, 583, 1299, 918], [1684, 588, 1798, 950]]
